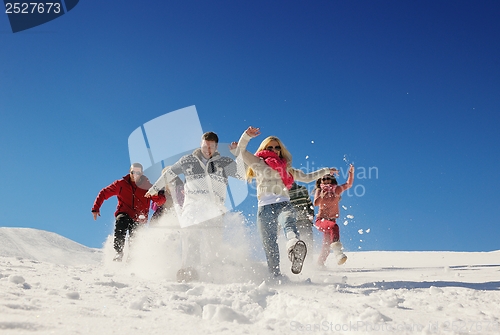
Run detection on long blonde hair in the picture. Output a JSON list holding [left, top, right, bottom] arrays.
[[246, 136, 293, 182]]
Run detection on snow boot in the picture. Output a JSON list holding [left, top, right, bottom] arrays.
[[331, 241, 347, 265], [287, 238, 307, 274], [176, 267, 199, 283], [113, 251, 124, 262]]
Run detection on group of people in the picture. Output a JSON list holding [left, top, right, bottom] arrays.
[[92, 126, 354, 281]]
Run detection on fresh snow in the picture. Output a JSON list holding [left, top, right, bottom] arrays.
[[1, 226, 499, 335]]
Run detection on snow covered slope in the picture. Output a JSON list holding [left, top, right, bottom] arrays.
[[0, 227, 101, 266], [0, 227, 499, 335]]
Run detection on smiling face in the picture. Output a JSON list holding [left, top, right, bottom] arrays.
[[201, 140, 218, 159]]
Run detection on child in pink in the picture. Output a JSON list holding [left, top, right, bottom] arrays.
[[314, 164, 354, 266]]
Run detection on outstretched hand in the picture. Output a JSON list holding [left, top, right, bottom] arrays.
[[329, 168, 339, 176], [349, 164, 355, 173], [92, 211, 100, 220], [229, 142, 238, 150], [245, 126, 261, 138]]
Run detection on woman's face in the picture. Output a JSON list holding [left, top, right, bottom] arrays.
[[265, 140, 281, 154]]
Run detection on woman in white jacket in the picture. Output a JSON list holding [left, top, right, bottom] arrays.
[[238, 126, 337, 279]]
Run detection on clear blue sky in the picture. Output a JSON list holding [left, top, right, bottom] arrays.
[[1, 1, 499, 252]]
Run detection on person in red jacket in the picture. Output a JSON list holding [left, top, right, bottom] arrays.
[[91, 163, 166, 261]]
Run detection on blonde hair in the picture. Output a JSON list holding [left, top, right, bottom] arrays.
[[246, 136, 293, 182]]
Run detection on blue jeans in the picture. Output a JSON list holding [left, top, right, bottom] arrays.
[[257, 201, 299, 276]]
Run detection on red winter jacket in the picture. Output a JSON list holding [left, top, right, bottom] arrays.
[[92, 174, 166, 223]]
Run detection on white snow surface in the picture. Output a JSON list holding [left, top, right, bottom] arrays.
[[1, 225, 500, 335]]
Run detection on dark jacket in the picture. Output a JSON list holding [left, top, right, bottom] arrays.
[[289, 182, 314, 221], [92, 174, 166, 223]]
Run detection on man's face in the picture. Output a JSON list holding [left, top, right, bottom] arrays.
[[130, 167, 143, 183], [201, 140, 217, 159]]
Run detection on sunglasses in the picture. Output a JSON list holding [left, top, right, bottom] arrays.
[[131, 171, 143, 175], [266, 146, 281, 151], [321, 176, 334, 181]]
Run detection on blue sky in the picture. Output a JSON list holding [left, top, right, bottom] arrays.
[[1, 1, 499, 252]]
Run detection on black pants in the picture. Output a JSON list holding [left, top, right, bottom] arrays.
[[114, 213, 139, 253]]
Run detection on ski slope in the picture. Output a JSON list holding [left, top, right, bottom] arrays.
[[1, 226, 499, 335]]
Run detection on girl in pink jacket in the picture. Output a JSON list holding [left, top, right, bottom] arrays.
[[314, 164, 354, 266]]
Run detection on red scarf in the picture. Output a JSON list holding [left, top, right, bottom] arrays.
[[255, 150, 294, 189]]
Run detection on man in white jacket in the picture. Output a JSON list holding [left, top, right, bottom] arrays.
[[146, 132, 244, 281]]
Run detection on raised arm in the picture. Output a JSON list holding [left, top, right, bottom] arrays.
[[338, 164, 355, 193], [229, 141, 240, 156], [237, 126, 263, 166], [291, 167, 335, 184]]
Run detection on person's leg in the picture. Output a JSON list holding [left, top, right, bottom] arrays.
[[149, 206, 164, 225], [181, 227, 200, 268], [279, 203, 308, 274], [295, 219, 314, 256], [331, 223, 340, 242], [330, 222, 347, 264], [127, 220, 140, 246], [317, 229, 333, 266], [176, 226, 201, 282], [200, 215, 224, 267], [278, 202, 299, 240], [125, 220, 142, 262], [114, 213, 134, 254], [257, 204, 280, 276], [315, 218, 335, 266]]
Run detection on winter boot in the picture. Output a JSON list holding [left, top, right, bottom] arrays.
[[331, 241, 347, 265], [113, 251, 124, 262], [287, 237, 307, 274], [176, 267, 199, 283], [286, 237, 299, 254]]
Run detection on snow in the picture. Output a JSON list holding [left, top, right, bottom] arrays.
[[1, 226, 500, 335]]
